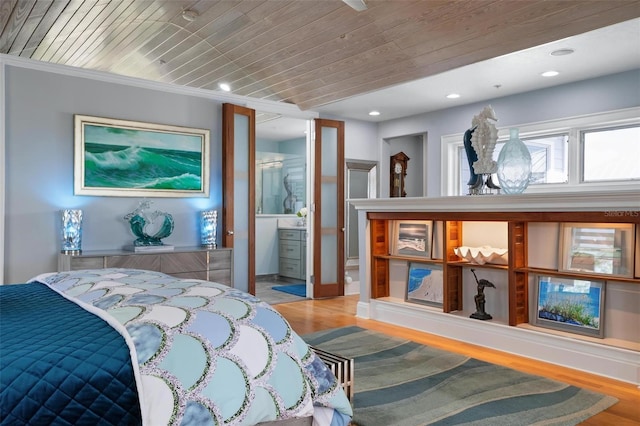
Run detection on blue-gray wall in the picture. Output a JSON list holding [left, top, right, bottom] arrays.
[[377, 69, 640, 196], [5, 66, 223, 283], [4, 64, 638, 284]]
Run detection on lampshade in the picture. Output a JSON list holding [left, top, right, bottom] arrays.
[[200, 210, 217, 249], [61, 209, 83, 254]]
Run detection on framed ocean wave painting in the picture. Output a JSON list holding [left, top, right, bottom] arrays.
[[74, 115, 210, 197]]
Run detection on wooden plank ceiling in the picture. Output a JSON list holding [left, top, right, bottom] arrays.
[[1, 0, 639, 111]]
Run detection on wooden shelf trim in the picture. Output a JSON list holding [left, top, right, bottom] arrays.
[[373, 254, 443, 264], [445, 261, 508, 270], [523, 266, 640, 284]]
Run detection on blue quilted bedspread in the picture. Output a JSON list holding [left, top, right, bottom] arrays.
[[0, 283, 142, 425], [27, 269, 352, 425]]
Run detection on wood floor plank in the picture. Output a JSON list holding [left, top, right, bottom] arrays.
[[274, 295, 640, 426]]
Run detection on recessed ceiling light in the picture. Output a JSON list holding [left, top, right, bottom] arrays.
[[541, 71, 559, 77], [550, 48, 574, 56], [446, 93, 460, 99], [218, 82, 231, 92], [182, 9, 198, 22], [369, 110, 380, 116]]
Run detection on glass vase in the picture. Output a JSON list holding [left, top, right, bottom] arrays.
[[497, 128, 532, 194], [61, 209, 83, 254]]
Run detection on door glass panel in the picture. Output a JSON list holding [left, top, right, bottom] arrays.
[[321, 234, 338, 282], [320, 127, 337, 284], [321, 182, 337, 227], [234, 113, 249, 289], [321, 127, 338, 176]]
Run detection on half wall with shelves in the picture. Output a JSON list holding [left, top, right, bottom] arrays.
[[351, 190, 640, 384]]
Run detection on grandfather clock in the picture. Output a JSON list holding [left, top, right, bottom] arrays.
[[390, 151, 409, 197]]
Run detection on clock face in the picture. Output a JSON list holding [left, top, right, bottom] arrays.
[[394, 162, 402, 174]]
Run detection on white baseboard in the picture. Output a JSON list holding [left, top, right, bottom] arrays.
[[344, 280, 360, 295]]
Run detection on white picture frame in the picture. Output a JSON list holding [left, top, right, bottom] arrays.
[[558, 223, 634, 278], [391, 220, 433, 258]]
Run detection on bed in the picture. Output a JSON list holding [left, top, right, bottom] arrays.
[[0, 268, 353, 425]]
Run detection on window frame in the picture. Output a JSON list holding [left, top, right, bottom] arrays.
[[441, 107, 640, 196], [580, 123, 640, 183]]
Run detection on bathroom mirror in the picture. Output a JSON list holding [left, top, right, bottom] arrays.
[[256, 115, 308, 215]]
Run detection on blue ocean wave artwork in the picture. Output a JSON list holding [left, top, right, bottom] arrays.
[[408, 267, 431, 292], [83, 123, 204, 191]]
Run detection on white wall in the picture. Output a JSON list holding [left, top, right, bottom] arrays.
[[3, 66, 222, 283]]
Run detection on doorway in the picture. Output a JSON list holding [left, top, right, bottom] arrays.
[[345, 160, 377, 292], [254, 113, 310, 303], [384, 133, 426, 197]]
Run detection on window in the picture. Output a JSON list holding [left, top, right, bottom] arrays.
[[457, 134, 568, 195], [582, 125, 640, 182], [442, 108, 640, 196]]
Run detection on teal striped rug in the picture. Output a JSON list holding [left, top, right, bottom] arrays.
[[304, 326, 617, 426]]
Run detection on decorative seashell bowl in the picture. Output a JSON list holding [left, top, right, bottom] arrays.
[[454, 246, 508, 265]]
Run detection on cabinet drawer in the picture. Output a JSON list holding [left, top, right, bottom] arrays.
[[70, 256, 104, 270], [106, 255, 160, 271], [209, 249, 232, 270], [279, 229, 303, 241], [161, 252, 207, 274], [279, 258, 301, 279], [279, 240, 301, 260]]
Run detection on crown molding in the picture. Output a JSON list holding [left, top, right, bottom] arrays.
[[0, 54, 318, 120]]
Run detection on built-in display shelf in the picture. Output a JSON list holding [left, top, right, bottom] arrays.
[[351, 190, 640, 385]]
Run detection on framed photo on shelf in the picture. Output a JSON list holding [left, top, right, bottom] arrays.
[[74, 114, 210, 197], [406, 262, 443, 307], [636, 226, 640, 278], [558, 223, 634, 278], [533, 275, 605, 338], [391, 220, 433, 258]]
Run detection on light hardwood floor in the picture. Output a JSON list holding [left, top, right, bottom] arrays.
[[273, 295, 640, 426]]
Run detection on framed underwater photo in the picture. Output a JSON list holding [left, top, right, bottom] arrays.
[[74, 114, 210, 197], [533, 275, 605, 338]]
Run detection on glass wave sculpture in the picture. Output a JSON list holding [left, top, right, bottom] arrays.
[[124, 201, 174, 247]]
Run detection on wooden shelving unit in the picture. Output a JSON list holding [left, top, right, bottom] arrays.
[[367, 210, 639, 327]]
